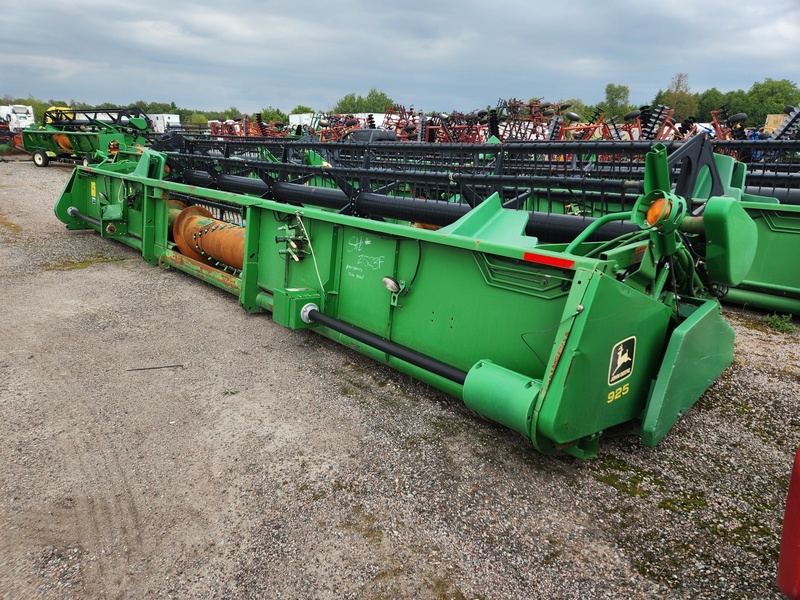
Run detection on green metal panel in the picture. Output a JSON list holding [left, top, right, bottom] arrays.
[[536, 268, 672, 446], [388, 245, 568, 376], [723, 200, 800, 313], [641, 300, 734, 446], [53, 170, 86, 229], [336, 230, 397, 333], [248, 198, 576, 379], [252, 207, 344, 312], [692, 152, 747, 201], [702, 196, 758, 287], [22, 127, 63, 154]]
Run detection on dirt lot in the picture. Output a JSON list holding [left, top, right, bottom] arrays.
[[0, 157, 798, 599]]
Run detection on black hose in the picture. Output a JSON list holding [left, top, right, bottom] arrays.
[[305, 308, 468, 385]]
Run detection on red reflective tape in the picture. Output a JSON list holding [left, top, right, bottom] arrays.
[[522, 252, 575, 269]]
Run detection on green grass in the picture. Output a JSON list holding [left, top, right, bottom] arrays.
[[765, 313, 798, 334]]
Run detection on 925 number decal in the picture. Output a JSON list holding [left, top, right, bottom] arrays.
[[607, 383, 630, 404]]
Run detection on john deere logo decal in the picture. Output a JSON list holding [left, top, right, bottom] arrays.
[[609, 336, 635, 385]]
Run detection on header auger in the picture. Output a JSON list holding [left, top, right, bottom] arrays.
[[55, 137, 759, 458]]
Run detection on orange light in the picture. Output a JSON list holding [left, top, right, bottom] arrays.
[[646, 197, 671, 226]]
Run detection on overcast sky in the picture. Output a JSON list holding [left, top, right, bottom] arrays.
[[2, 0, 798, 115]]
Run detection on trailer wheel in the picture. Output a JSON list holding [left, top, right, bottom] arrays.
[[82, 155, 94, 167], [727, 112, 747, 125], [32, 150, 49, 167]]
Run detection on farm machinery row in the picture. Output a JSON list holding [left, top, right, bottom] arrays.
[[198, 101, 751, 144], [54, 128, 800, 457], [17, 100, 799, 166], [376, 100, 800, 144]]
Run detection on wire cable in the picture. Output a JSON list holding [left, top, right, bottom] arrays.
[[295, 212, 327, 309]]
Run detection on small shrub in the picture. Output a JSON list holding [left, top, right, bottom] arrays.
[[765, 313, 798, 334]]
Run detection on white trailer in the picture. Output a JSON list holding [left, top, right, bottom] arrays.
[[146, 114, 181, 134], [0, 105, 35, 131]]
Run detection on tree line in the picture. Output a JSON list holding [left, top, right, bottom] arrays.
[[590, 75, 800, 130], [3, 77, 798, 130]]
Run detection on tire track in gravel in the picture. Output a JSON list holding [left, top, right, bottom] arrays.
[[63, 416, 146, 597], [3, 373, 150, 597], [0, 350, 147, 597]]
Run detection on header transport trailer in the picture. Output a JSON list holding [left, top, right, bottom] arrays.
[[54, 140, 758, 458], [22, 106, 151, 167]]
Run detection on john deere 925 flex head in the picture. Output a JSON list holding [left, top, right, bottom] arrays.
[[55, 140, 757, 458]]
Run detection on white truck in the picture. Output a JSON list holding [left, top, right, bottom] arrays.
[[146, 114, 181, 134], [0, 105, 36, 131]]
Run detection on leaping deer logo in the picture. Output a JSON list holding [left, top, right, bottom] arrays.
[[612, 345, 631, 376], [609, 337, 636, 385]]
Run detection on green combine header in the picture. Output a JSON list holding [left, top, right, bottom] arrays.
[[54, 139, 758, 458], [22, 106, 151, 167]]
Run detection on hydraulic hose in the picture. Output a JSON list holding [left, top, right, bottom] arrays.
[[301, 305, 468, 385]]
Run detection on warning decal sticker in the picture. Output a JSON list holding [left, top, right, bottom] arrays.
[[608, 336, 636, 386]]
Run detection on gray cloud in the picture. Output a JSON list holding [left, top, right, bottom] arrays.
[[2, 0, 798, 113]]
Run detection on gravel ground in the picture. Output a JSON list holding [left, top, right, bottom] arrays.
[[0, 157, 797, 599]]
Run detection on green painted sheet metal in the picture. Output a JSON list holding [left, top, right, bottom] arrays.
[[722, 200, 800, 314], [641, 300, 734, 447]]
